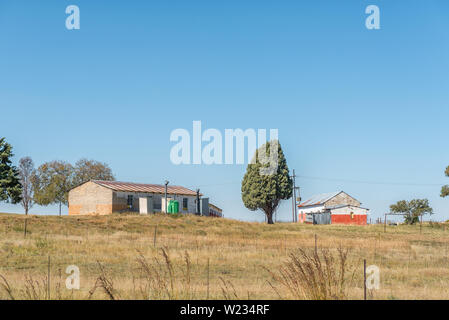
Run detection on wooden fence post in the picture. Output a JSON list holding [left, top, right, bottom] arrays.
[[207, 258, 210, 299], [47, 256, 51, 300], [363, 259, 367, 300], [153, 225, 158, 247], [24, 219, 28, 238]]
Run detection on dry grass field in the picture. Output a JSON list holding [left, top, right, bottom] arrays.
[[0, 212, 448, 300]]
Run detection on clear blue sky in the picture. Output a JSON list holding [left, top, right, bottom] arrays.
[[1, 1, 449, 222]]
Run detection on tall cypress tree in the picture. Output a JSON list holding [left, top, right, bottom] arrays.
[[0, 138, 22, 204], [241, 140, 292, 224]]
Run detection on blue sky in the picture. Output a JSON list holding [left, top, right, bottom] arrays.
[[1, 1, 449, 222]]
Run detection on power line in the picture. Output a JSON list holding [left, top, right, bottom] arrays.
[[297, 175, 444, 187], [186, 174, 445, 189], [186, 181, 241, 189]]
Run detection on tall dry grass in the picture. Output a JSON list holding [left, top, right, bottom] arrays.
[[0, 213, 449, 300], [267, 246, 356, 300], [133, 248, 193, 300]]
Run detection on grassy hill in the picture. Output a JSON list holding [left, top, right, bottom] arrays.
[[0, 212, 448, 299]]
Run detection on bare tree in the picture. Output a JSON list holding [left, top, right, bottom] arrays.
[[18, 157, 35, 215]]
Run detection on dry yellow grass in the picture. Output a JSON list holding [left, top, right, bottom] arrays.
[[0, 212, 448, 300]]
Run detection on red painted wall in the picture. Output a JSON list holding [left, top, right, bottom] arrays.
[[331, 214, 367, 225]]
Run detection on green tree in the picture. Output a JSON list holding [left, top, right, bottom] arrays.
[[0, 138, 22, 204], [440, 166, 449, 198], [72, 158, 115, 186], [390, 199, 433, 225], [241, 140, 292, 224], [32, 161, 73, 216]]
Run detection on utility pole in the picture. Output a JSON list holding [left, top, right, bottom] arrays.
[[291, 175, 295, 222], [295, 186, 300, 223], [196, 189, 201, 215], [164, 180, 169, 213], [291, 169, 299, 223]]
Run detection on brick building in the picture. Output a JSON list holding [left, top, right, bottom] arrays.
[[68, 180, 218, 216], [208, 203, 223, 217], [297, 191, 369, 225]]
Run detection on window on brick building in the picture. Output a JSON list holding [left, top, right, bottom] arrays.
[[127, 195, 133, 207]]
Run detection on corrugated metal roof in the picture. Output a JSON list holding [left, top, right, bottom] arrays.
[[298, 191, 341, 207], [92, 180, 198, 196], [209, 203, 222, 212]]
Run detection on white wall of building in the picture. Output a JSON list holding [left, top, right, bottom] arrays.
[[298, 204, 325, 223], [330, 206, 369, 215], [298, 204, 325, 215], [114, 191, 197, 213], [297, 204, 369, 223]]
